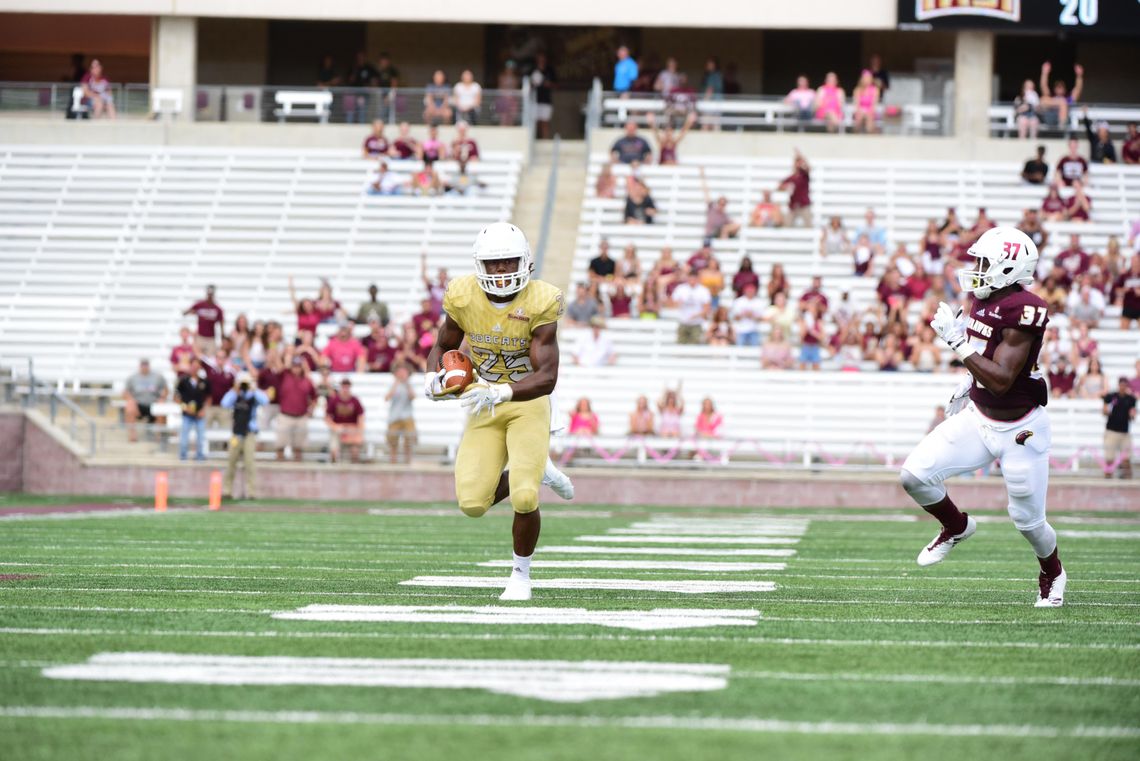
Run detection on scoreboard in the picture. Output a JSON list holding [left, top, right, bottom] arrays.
[[898, 0, 1140, 34]]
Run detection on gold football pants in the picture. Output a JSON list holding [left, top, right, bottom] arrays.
[[454, 396, 550, 518]]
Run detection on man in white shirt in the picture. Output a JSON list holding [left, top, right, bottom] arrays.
[[731, 282, 765, 346], [572, 316, 617, 367], [453, 70, 483, 125], [670, 270, 712, 345], [1067, 282, 1105, 325], [366, 161, 405, 195]]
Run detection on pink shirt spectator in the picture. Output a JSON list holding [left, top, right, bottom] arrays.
[[695, 411, 723, 437], [322, 336, 366, 372], [297, 309, 321, 335], [569, 411, 599, 435], [815, 85, 842, 121]]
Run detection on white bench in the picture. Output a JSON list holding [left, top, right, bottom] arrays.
[[274, 91, 334, 124], [150, 88, 184, 119]]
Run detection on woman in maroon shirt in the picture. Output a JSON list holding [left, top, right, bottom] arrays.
[[732, 256, 760, 297], [1064, 181, 1091, 222], [1041, 184, 1066, 221]]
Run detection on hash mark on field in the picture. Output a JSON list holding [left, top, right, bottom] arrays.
[[1057, 530, 1140, 539], [732, 670, 1140, 688], [2, 705, 1137, 738], [43, 653, 730, 702], [399, 577, 778, 594], [476, 560, 788, 572], [540, 547, 797, 557]]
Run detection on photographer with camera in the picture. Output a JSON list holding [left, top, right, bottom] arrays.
[[220, 372, 270, 500]]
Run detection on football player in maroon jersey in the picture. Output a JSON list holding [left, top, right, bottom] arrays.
[[900, 227, 1065, 607]]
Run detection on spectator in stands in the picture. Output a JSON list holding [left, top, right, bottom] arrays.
[[392, 122, 418, 159], [1113, 253, 1140, 329], [170, 326, 196, 375], [1080, 108, 1116, 164], [345, 51, 378, 124], [364, 321, 397, 372], [1103, 377, 1136, 479], [614, 46, 638, 94], [649, 248, 680, 301], [767, 263, 790, 305], [616, 244, 642, 287], [1056, 138, 1089, 186], [705, 305, 734, 346], [423, 70, 453, 125], [856, 208, 887, 258], [365, 160, 405, 195], [851, 234, 875, 277], [1014, 80, 1041, 140], [1038, 62, 1083, 131], [321, 322, 366, 373], [184, 285, 224, 355], [1017, 208, 1049, 252], [819, 217, 850, 259], [623, 176, 657, 224], [785, 75, 815, 125], [657, 387, 684, 438], [778, 152, 812, 227], [530, 53, 557, 139], [274, 357, 316, 462], [80, 59, 116, 119], [635, 282, 660, 319], [1021, 145, 1049, 184], [653, 57, 681, 97], [700, 258, 726, 309], [629, 396, 655, 436], [220, 373, 269, 500], [835, 325, 864, 371], [375, 50, 399, 93], [572, 316, 617, 367], [761, 325, 794, 370], [909, 326, 943, 373], [452, 70, 482, 124], [800, 275, 829, 314], [202, 348, 237, 431], [228, 314, 252, 371], [731, 257, 760, 297], [1123, 123, 1140, 165], [731, 282, 764, 347], [1071, 321, 1099, 366], [1041, 183, 1066, 221], [411, 160, 442, 196], [694, 397, 724, 439], [608, 283, 633, 318], [588, 239, 616, 287], [1100, 236, 1124, 288], [393, 323, 428, 373], [851, 70, 880, 134], [442, 159, 485, 196], [595, 161, 617, 199], [647, 111, 696, 165], [316, 54, 341, 88], [176, 358, 210, 461], [1077, 355, 1108, 399], [354, 284, 389, 326], [671, 270, 712, 345], [798, 299, 826, 371], [410, 296, 439, 336], [494, 60, 521, 126], [611, 121, 652, 164], [687, 239, 713, 274], [566, 283, 600, 326], [384, 363, 416, 464], [814, 72, 845, 132], [749, 190, 785, 228], [1055, 235, 1090, 286], [1065, 180, 1092, 222], [310, 280, 340, 324], [888, 242, 918, 282], [1049, 356, 1077, 398], [326, 378, 365, 463], [877, 268, 909, 324], [699, 57, 724, 131], [868, 53, 890, 91], [122, 359, 167, 443], [362, 121, 389, 158], [568, 398, 600, 436], [451, 122, 480, 163], [419, 125, 447, 163], [698, 168, 741, 239], [875, 333, 905, 371]]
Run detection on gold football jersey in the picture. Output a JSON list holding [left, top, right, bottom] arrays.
[[443, 275, 564, 384]]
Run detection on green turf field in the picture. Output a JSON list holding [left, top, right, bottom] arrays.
[[1, 499, 1138, 761]]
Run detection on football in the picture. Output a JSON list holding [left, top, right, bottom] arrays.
[[440, 349, 475, 392]]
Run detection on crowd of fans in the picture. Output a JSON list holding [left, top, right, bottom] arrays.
[[360, 120, 486, 197], [563, 387, 725, 446]]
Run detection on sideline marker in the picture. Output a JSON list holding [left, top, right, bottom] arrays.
[[208, 471, 222, 511], [154, 472, 168, 512]]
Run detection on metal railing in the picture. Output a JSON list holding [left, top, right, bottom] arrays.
[[534, 134, 561, 276], [47, 391, 99, 457], [0, 81, 533, 127]]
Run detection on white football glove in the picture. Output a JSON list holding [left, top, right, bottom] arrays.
[[423, 368, 463, 401], [930, 301, 976, 361], [460, 382, 513, 417], [946, 377, 972, 416]]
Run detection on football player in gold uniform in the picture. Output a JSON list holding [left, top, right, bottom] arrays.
[[424, 222, 572, 601]]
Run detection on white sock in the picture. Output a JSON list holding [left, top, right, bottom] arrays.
[[511, 553, 532, 579]]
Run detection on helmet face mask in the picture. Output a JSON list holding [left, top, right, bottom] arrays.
[[957, 227, 1038, 300], [473, 222, 533, 297]]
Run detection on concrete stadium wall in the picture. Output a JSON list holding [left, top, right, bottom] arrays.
[[7, 410, 1138, 511]]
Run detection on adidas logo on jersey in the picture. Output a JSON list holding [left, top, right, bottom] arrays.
[[491, 323, 502, 333]]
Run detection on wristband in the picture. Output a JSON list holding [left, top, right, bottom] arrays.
[[952, 341, 977, 362], [500, 384, 514, 403]]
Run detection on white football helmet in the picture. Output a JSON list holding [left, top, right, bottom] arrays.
[[958, 226, 1039, 299], [472, 222, 533, 297]]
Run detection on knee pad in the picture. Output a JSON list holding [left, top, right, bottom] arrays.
[[1019, 521, 1057, 558], [1004, 462, 1033, 499], [459, 500, 491, 519], [899, 468, 946, 507], [510, 487, 539, 515]]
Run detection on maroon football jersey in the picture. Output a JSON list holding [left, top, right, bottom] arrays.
[[964, 287, 1049, 410]]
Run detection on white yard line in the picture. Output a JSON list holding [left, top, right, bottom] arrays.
[[0, 705, 1135, 738], [367, 509, 613, 519], [0, 508, 197, 522], [2, 626, 1134, 650], [475, 560, 788, 572], [574, 536, 801, 545], [1057, 531, 1140, 539], [41, 653, 730, 703], [399, 577, 778, 594], [731, 670, 1140, 688], [539, 546, 798, 557]]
